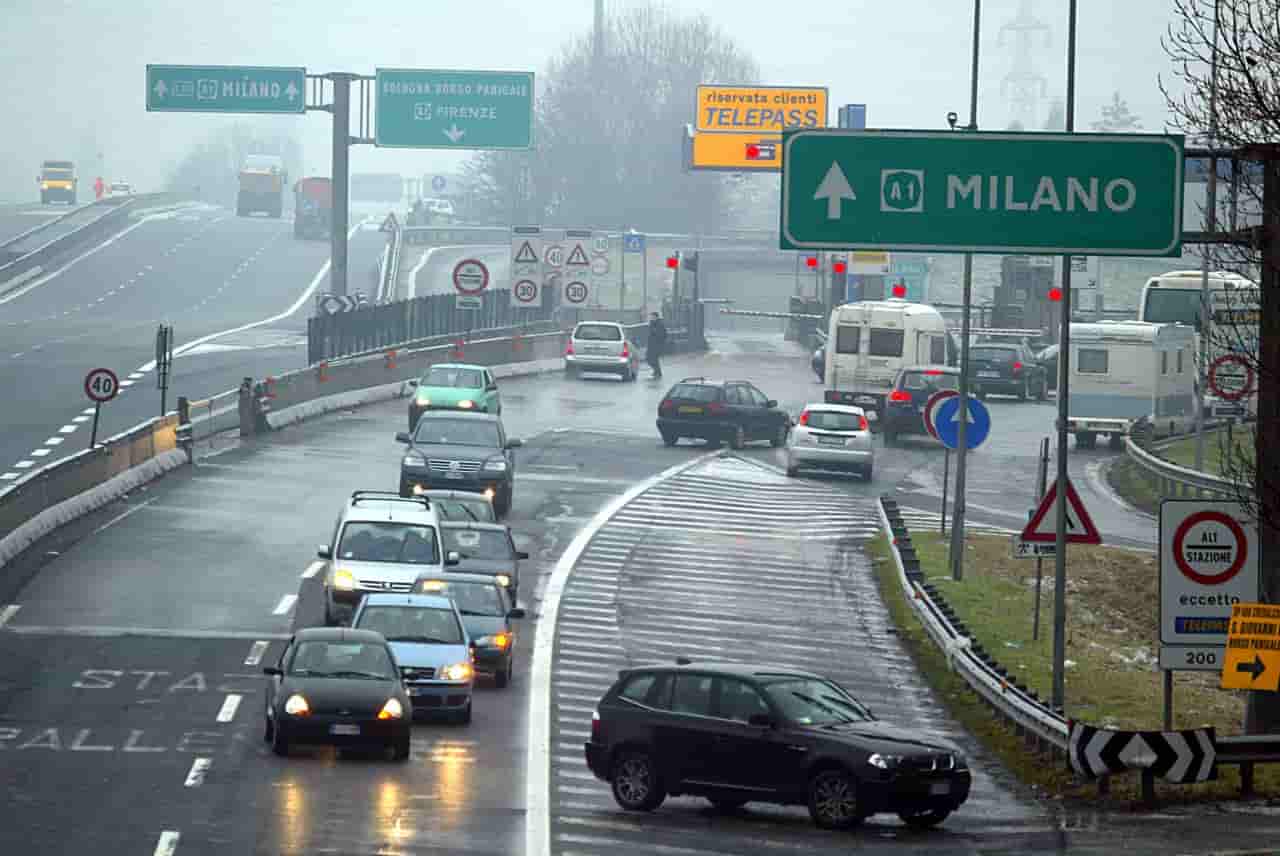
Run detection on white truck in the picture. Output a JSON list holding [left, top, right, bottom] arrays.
[[823, 298, 951, 421], [1064, 321, 1197, 450]]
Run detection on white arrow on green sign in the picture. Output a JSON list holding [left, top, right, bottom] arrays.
[[780, 129, 1185, 256], [146, 65, 305, 114]]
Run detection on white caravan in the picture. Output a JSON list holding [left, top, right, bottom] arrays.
[[823, 298, 950, 420], [1064, 321, 1197, 449]]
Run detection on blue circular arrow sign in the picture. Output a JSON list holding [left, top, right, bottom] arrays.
[[934, 395, 991, 450]]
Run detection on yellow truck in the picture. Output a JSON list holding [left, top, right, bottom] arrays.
[[237, 154, 286, 218], [38, 160, 77, 204]]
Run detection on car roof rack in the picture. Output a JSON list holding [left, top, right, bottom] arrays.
[[349, 490, 430, 509]]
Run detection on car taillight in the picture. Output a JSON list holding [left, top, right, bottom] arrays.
[[621, 344, 630, 358], [859, 415, 869, 431], [659, 399, 675, 414], [798, 410, 810, 426], [591, 709, 602, 742], [565, 342, 574, 355], [889, 390, 912, 402], [707, 401, 728, 416], [1012, 361, 1023, 373]]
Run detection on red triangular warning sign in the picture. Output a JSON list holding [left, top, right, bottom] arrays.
[[566, 244, 589, 266], [1020, 477, 1102, 544], [514, 241, 538, 264]]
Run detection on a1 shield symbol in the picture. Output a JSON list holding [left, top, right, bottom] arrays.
[[880, 169, 924, 213]]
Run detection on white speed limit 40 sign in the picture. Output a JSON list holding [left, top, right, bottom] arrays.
[[84, 367, 120, 403]]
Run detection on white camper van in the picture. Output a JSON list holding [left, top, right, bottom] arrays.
[[1065, 321, 1197, 450], [823, 298, 950, 420]]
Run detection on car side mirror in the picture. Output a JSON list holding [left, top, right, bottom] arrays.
[[748, 713, 776, 728], [507, 607, 526, 619], [766, 399, 777, 408], [317, 545, 332, 559], [395, 432, 412, 444], [505, 438, 523, 449], [487, 383, 498, 391], [446, 551, 461, 566], [407, 379, 418, 388], [262, 666, 281, 676], [516, 550, 530, 560]]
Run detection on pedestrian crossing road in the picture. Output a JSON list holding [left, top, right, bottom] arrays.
[[545, 453, 1042, 855]]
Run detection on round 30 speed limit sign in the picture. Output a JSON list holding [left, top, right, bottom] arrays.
[[512, 279, 539, 305], [84, 367, 120, 403], [564, 280, 589, 305]]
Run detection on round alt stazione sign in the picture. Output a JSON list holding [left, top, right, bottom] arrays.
[[452, 259, 490, 295], [1173, 510, 1249, 586], [84, 367, 120, 403]]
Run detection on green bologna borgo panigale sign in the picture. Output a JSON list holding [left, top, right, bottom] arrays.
[[780, 129, 1185, 257], [375, 68, 534, 150]]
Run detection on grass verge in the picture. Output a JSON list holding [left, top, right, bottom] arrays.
[[1106, 425, 1253, 516], [868, 529, 1278, 804]]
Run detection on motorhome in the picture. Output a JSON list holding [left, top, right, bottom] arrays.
[[1064, 321, 1197, 450], [823, 298, 950, 421]]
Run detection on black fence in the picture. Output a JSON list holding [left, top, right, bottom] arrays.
[[308, 288, 555, 363]]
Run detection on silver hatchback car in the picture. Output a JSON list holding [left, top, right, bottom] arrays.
[[785, 403, 874, 480], [564, 321, 640, 381]]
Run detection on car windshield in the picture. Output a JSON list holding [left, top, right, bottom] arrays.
[[442, 528, 514, 561], [424, 367, 484, 389], [901, 371, 959, 391], [666, 384, 720, 403], [288, 641, 396, 680], [354, 605, 464, 644], [337, 521, 440, 564], [804, 410, 862, 431], [971, 347, 1016, 363], [763, 678, 875, 726], [574, 324, 622, 341], [431, 497, 496, 522], [413, 418, 500, 447], [419, 580, 507, 616]]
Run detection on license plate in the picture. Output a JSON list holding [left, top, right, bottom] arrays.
[[445, 471, 464, 479], [865, 411, 877, 421], [678, 406, 703, 414], [929, 782, 951, 795], [977, 371, 1000, 378], [410, 687, 432, 697], [330, 724, 360, 736], [818, 436, 846, 446], [854, 396, 876, 405]]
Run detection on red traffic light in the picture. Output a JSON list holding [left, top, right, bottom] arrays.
[[805, 256, 818, 269], [1048, 287, 1063, 302], [665, 255, 679, 269], [891, 283, 907, 298], [832, 261, 847, 274], [745, 144, 760, 159]]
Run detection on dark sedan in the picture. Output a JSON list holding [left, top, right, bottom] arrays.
[[397, 412, 522, 516], [656, 377, 791, 449], [439, 521, 528, 604], [416, 573, 527, 687], [879, 366, 960, 445], [585, 661, 970, 830], [969, 342, 1048, 401], [262, 627, 412, 760]]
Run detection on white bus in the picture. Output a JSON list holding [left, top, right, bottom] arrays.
[[1065, 321, 1197, 449], [823, 298, 950, 421]]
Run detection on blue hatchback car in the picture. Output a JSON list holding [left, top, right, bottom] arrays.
[[350, 593, 475, 724]]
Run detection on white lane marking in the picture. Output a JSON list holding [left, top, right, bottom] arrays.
[[272, 594, 298, 616], [215, 693, 242, 723], [58, 424, 78, 434], [244, 640, 270, 666], [14, 460, 34, 469], [524, 449, 723, 856], [300, 561, 324, 579], [91, 498, 157, 536], [152, 830, 180, 856], [0, 473, 18, 481], [71, 416, 89, 423], [0, 605, 21, 628], [30, 449, 50, 457], [82, 407, 96, 415], [2, 624, 290, 640], [135, 217, 368, 372], [128, 372, 144, 380], [184, 757, 211, 787], [119, 380, 135, 387]]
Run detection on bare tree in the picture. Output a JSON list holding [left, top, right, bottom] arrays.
[[1163, 0, 1279, 733], [166, 122, 303, 207], [464, 3, 760, 234]]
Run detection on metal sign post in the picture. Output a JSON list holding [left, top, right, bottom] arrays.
[[84, 367, 120, 449], [1032, 437, 1050, 641], [155, 324, 173, 416]]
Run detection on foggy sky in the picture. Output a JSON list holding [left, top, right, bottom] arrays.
[[2, 0, 1187, 201]]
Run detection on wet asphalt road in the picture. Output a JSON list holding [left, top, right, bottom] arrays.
[[0, 332, 1253, 855]]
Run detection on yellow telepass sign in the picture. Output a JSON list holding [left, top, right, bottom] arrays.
[[695, 85, 827, 134], [1221, 602, 1280, 692], [689, 132, 783, 171]]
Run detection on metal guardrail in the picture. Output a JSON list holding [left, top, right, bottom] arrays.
[[378, 220, 402, 303], [1123, 433, 1237, 499]]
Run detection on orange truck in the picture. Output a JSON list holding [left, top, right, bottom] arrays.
[[293, 177, 331, 240], [237, 154, 286, 218]]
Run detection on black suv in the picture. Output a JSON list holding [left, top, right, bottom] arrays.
[[968, 341, 1048, 401], [879, 366, 960, 446], [585, 661, 971, 830], [656, 377, 790, 449], [396, 412, 522, 517]]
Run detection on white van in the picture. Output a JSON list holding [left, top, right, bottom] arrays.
[[1065, 321, 1197, 449], [823, 298, 950, 420]]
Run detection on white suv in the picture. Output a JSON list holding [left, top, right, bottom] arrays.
[[317, 490, 456, 624], [564, 321, 640, 381]]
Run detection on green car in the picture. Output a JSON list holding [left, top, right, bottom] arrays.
[[408, 363, 501, 430]]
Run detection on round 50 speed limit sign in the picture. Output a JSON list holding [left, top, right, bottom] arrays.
[[84, 367, 120, 403]]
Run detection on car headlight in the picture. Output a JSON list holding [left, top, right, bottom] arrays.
[[441, 662, 473, 682], [495, 573, 512, 588], [415, 396, 430, 407], [867, 753, 902, 770], [333, 569, 355, 590], [483, 458, 507, 472], [475, 632, 511, 650], [457, 399, 474, 409], [420, 579, 447, 593], [403, 453, 426, 468], [378, 698, 404, 720], [284, 694, 310, 716]]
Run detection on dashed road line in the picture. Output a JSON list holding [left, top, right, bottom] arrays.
[[300, 561, 324, 579], [215, 693, 242, 723], [46, 436, 65, 444], [30, 449, 50, 457], [90, 498, 158, 536], [14, 460, 34, 469], [0, 605, 21, 628], [244, 640, 271, 666], [58, 424, 78, 434], [0, 473, 18, 481], [184, 757, 211, 787], [272, 594, 298, 616], [152, 830, 180, 856]]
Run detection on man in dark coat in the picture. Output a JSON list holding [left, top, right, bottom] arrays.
[[647, 312, 668, 379]]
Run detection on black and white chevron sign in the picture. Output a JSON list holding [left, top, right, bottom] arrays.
[[1069, 722, 1216, 784], [318, 294, 359, 315]]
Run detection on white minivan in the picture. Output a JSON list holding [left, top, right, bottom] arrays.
[[823, 298, 951, 421]]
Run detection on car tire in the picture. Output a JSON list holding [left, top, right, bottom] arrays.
[[861, 462, 874, 481], [770, 423, 788, 448], [729, 425, 746, 450], [271, 723, 289, 757], [660, 431, 678, 447], [263, 711, 274, 742], [708, 796, 749, 812], [898, 808, 951, 829], [807, 768, 863, 830], [786, 464, 799, 477], [399, 478, 413, 499], [495, 660, 511, 689], [457, 700, 472, 725], [322, 592, 336, 626], [1017, 378, 1030, 401], [882, 430, 897, 447], [393, 734, 411, 761], [1038, 379, 1048, 401], [630, 366, 639, 382], [621, 367, 633, 382], [610, 749, 666, 812]]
